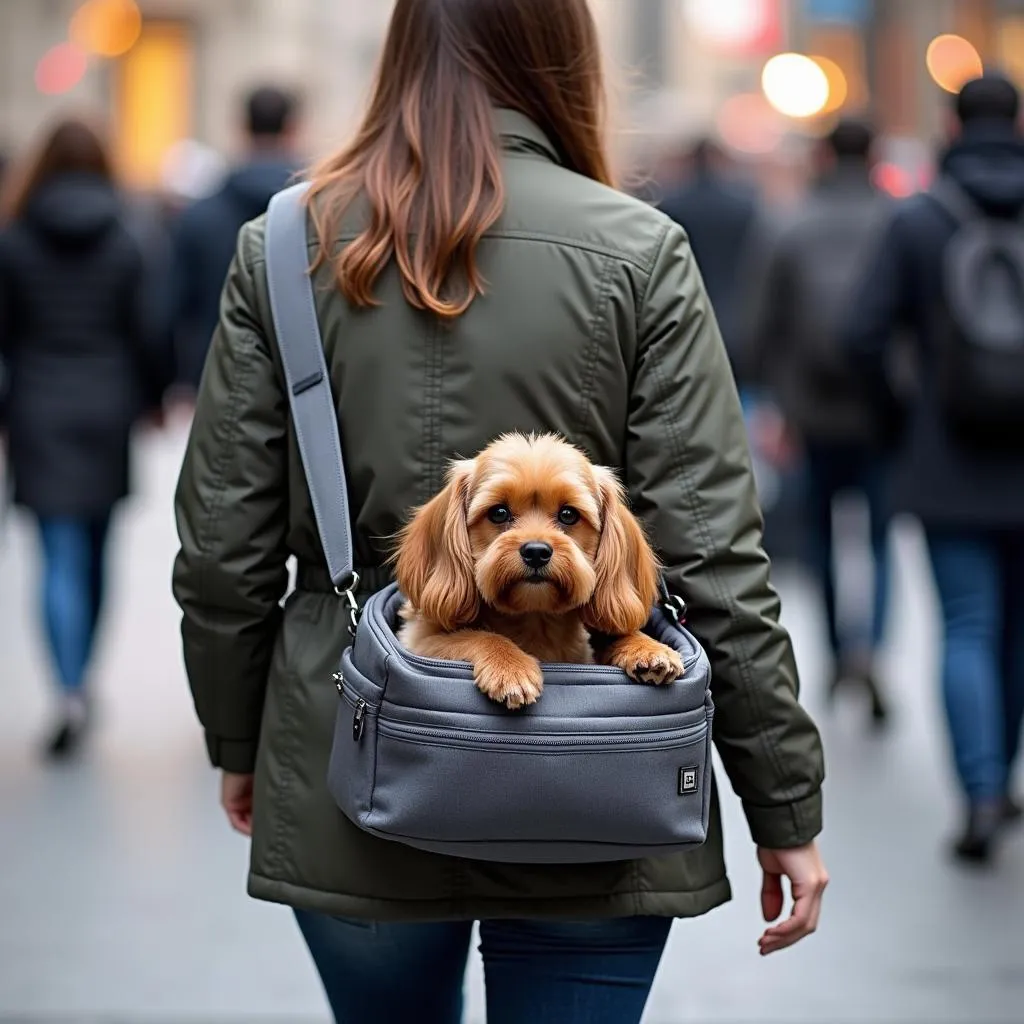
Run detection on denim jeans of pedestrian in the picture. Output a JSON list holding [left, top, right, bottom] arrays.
[[294, 911, 673, 1024], [35, 515, 111, 692], [926, 529, 1024, 801], [803, 441, 891, 661]]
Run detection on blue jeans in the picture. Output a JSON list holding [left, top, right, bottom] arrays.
[[294, 912, 672, 1024], [36, 516, 111, 693], [803, 441, 891, 660], [926, 529, 1024, 800]]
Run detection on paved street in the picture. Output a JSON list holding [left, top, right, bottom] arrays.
[[1, 424, 1022, 1024]]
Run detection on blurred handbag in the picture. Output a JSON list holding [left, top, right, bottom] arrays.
[[265, 182, 715, 864]]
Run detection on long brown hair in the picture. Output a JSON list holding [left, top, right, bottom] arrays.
[[1, 117, 113, 222], [307, 0, 613, 319]]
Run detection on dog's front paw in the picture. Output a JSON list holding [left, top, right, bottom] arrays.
[[605, 635, 685, 685], [475, 654, 544, 710]]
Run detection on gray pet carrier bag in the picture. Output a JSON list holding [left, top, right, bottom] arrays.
[[265, 182, 715, 864]]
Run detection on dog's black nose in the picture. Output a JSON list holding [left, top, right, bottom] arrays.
[[520, 542, 553, 570]]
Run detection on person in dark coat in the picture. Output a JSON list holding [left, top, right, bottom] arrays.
[[751, 119, 896, 726], [658, 137, 762, 385], [845, 74, 1024, 863], [171, 86, 301, 392], [0, 118, 168, 758]]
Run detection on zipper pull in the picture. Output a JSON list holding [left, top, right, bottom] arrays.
[[333, 671, 344, 695], [353, 699, 367, 742]]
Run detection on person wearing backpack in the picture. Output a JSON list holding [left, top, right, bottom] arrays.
[[750, 119, 896, 727], [172, 1, 827, 1020], [845, 74, 1024, 864]]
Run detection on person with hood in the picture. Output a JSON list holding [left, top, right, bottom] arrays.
[[845, 74, 1024, 864], [0, 118, 169, 758], [171, 86, 300, 392]]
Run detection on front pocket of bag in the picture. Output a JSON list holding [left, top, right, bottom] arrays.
[[367, 717, 710, 848], [327, 674, 380, 826]]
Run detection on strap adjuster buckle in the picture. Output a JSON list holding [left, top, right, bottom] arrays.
[[659, 577, 687, 626], [334, 571, 361, 636]]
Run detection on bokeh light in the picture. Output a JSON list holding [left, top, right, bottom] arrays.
[[35, 42, 88, 95], [70, 0, 143, 59], [926, 34, 983, 94], [811, 56, 849, 115], [683, 0, 776, 52], [872, 161, 915, 198], [762, 53, 831, 118]]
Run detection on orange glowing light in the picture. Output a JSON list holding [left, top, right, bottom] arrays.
[[811, 56, 849, 115], [71, 0, 143, 59], [926, 34, 983, 94], [35, 43, 88, 95]]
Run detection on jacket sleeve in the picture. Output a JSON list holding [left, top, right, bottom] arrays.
[[627, 223, 825, 849], [172, 223, 290, 773]]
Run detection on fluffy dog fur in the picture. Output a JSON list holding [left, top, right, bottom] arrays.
[[394, 433, 684, 709]]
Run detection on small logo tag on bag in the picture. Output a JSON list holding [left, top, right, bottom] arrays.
[[679, 767, 698, 795]]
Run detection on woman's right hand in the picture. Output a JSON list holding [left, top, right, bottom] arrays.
[[757, 842, 829, 955], [221, 771, 255, 836]]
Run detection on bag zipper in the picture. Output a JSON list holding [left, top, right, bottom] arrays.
[[353, 699, 367, 742], [338, 679, 707, 748], [365, 606, 701, 675], [376, 717, 706, 753]]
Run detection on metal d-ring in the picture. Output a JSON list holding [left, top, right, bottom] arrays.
[[659, 577, 687, 626], [334, 571, 362, 637]]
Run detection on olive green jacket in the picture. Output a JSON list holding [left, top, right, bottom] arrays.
[[173, 110, 825, 922]]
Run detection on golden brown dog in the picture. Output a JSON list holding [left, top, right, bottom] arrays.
[[394, 433, 684, 709]]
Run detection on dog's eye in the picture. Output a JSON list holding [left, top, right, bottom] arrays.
[[558, 506, 581, 527], [487, 505, 512, 525]]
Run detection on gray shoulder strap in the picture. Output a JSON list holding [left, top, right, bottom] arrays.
[[265, 182, 356, 592]]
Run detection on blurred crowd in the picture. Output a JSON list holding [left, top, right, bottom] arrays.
[[1, 68, 1023, 868]]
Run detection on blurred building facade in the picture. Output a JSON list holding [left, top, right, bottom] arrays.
[[2, 0, 1024, 193]]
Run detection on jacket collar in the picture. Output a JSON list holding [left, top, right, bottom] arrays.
[[494, 108, 561, 165]]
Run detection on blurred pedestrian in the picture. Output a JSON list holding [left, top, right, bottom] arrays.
[[173, 0, 827, 1019], [658, 136, 763, 386], [171, 85, 301, 394], [0, 118, 170, 758], [846, 74, 1024, 863], [751, 119, 896, 726]]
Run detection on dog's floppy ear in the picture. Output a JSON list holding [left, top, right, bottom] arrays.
[[395, 460, 479, 631], [582, 466, 659, 636]]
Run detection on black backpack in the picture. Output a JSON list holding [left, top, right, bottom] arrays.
[[931, 176, 1024, 446]]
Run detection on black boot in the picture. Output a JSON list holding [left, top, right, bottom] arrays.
[[952, 800, 1005, 864], [1003, 795, 1023, 825], [42, 694, 91, 761], [830, 653, 889, 727], [862, 668, 889, 728]]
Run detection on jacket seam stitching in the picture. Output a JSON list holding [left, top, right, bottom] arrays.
[[268, 668, 305, 879], [252, 234, 658, 276], [193, 333, 257, 558], [647, 353, 801, 827], [253, 233, 661, 276], [635, 223, 673, 344], [574, 256, 617, 440], [192, 333, 257, 740], [638, 223, 673, 312], [420, 318, 444, 503]]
